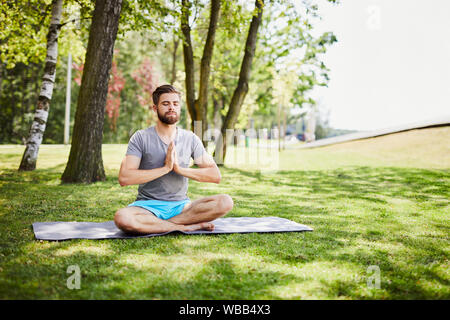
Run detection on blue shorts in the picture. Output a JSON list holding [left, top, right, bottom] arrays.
[[127, 199, 190, 220]]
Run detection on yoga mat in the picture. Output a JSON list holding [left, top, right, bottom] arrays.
[[32, 217, 313, 241]]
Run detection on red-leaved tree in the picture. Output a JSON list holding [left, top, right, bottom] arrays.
[[106, 58, 125, 131], [73, 62, 84, 86], [131, 58, 159, 125]]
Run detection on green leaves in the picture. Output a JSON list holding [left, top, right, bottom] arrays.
[[0, 0, 94, 68], [118, 0, 172, 40], [0, 1, 51, 68]]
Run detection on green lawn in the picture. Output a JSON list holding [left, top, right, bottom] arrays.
[[0, 127, 449, 299]]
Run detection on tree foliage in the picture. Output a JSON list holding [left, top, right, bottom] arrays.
[[1, 0, 339, 151], [0, 0, 92, 68]]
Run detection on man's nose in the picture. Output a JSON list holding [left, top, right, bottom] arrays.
[[168, 103, 178, 110]]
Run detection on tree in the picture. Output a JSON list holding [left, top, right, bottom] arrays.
[[131, 57, 160, 124], [73, 54, 126, 133], [208, 1, 255, 132], [215, 0, 264, 162], [209, 0, 337, 161], [61, 0, 123, 183], [180, 0, 221, 138], [170, 35, 180, 84], [18, 0, 63, 171]]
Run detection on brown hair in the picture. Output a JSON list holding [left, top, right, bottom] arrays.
[[152, 84, 181, 105]]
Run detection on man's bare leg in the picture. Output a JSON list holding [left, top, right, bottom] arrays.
[[168, 194, 234, 229], [114, 206, 215, 235]]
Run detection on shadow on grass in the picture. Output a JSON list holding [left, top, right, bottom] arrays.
[[0, 166, 449, 299]]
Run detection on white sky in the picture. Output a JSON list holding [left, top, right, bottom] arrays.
[[306, 0, 450, 130]]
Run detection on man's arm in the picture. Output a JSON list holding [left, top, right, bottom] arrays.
[[173, 145, 221, 183], [118, 143, 176, 186]]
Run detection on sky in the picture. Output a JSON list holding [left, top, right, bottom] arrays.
[[304, 0, 450, 131]]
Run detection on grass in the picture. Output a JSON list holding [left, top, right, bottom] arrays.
[[0, 126, 449, 299]]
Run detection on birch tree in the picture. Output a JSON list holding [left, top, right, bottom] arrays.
[[18, 0, 63, 171]]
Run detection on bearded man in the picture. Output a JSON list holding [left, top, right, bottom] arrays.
[[114, 84, 233, 234]]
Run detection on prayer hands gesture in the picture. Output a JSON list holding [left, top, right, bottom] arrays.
[[164, 141, 180, 173]]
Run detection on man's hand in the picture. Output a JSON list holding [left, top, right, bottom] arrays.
[[173, 143, 181, 174], [172, 151, 221, 183], [164, 141, 175, 171], [165, 141, 220, 183]]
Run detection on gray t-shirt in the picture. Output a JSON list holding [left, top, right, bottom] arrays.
[[126, 126, 206, 201]]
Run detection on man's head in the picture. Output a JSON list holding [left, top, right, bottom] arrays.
[[152, 85, 182, 125]]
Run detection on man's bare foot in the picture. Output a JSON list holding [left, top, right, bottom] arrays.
[[183, 222, 215, 232]]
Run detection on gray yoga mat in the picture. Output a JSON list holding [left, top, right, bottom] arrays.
[[32, 217, 313, 241]]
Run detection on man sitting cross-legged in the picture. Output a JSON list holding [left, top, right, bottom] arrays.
[[114, 84, 233, 234]]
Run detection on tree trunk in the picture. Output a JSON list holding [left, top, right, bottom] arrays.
[[18, 0, 63, 171], [218, 0, 264, 162], [61, 0, 122, 183], [212, 94, 223, 130], [170, 35, 179, 84], [277, 96, 281, 152], [211, 93, 224, 164], [181, 0, 196, 130], [195, 0, 221, 145]]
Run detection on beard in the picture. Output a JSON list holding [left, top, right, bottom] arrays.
[[157, 109, 179, 125]]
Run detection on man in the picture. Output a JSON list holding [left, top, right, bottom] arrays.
[[114, 84, 233, 234]]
